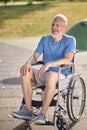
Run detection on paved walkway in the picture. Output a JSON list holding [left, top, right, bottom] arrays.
[[0, 39, 87, 130]]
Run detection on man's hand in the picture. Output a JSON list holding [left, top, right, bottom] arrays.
[[20, 63, 32, 76], [38, 63, 51, 78]]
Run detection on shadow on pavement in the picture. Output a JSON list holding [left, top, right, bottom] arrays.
[[0, 77, 21, 85], [12, 121, 32, 130]]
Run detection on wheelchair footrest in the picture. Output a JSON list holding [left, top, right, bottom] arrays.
[[68, 119, 80, 129]]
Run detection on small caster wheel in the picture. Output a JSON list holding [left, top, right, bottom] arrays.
[[56, 115, 69, 130]]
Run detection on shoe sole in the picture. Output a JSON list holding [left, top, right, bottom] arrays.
[[12, 113, 32, 120]]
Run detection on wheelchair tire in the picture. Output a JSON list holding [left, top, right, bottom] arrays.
[[56, 115, 69, 130], [67, 75, 86, 122]]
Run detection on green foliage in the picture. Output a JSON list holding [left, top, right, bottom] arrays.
[[0, 0, 10, 4], [27, 0, 33, 5], [0, 2, 87, 37]]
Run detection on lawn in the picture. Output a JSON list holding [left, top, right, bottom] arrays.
[[0, 1, 87, 37]]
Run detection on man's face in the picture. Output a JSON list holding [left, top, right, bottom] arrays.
[[51, 18, 66, 38]]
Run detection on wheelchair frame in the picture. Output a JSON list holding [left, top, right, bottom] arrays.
[[19, 60, 86, 130]]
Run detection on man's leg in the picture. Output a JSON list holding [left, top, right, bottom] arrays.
[[21, 66, 37, 112], [40, 71, 59, 115], [35, 72, 59, 124], [12, 67, 37, 120]]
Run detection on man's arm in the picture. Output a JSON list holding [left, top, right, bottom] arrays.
[[50, 52, 74, 67], [25, 52, 41, 65], [20, 52, 41, 76], [38, 52, 74, 78]]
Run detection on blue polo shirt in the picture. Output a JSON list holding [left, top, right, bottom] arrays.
[[35, 34, 76, 75]]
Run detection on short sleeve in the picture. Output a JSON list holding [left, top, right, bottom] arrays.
[[65, 36, 76, 53], [35, 36, 46, 54]]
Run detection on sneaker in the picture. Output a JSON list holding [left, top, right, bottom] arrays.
[[35, 113, 46, 125], [11, 108, 33, 120]]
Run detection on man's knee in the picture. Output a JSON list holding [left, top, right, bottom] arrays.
[[20, 70, 31, 82], [46, 72, 59, 87]]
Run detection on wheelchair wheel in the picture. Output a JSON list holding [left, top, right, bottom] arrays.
[[67, 75, 86, 121], [56, 115, 68, 130]]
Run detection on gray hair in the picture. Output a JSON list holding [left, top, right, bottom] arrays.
[[53, 14, 68, 25]]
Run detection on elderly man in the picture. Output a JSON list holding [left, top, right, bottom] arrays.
[[12, 14, 76, 124]]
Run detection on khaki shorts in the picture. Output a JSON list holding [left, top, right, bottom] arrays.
[[32, 68, 65, 88]]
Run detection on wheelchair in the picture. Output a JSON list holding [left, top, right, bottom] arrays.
[[18, 60, 86, 130]]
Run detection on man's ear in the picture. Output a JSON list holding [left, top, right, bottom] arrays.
[[63, 25, 67, 32]]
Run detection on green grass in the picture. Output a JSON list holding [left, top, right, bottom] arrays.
[[0, 1, 87, 37]]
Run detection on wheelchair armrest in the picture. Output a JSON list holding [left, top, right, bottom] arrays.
[[32, 61, 44, 66], [59, 63, 75, 74], [32, 61, 75, 73]]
